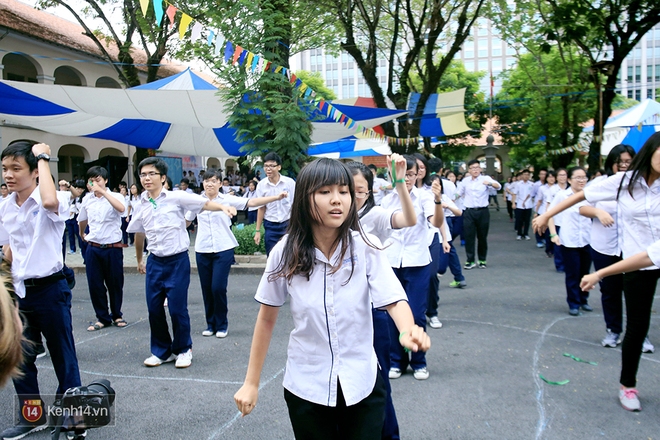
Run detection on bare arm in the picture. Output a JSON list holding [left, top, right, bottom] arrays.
[[389, 155, 416, 229], [203, 201, 237, 217], [578, 206, 614, 227], [533, 190, 586, 233], [384, 300, 430, 352], [581, 251, 654, 291], [135, 233, 145, 274], [33, 144, 58, 212], [246, 192, 287, 208], [254, 207, 266, 245], [234, 304, 280, 416], [428, 180, 446, 229], [78, 220, 88, 241]]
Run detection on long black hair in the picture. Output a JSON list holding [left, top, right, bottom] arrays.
[[604, 144, 635, 177], [268, 158, 360, 283], [412, 153, 430, 188], [71, 179, 88, 204], [346, 161, 376, 219], [618, 131, 660, 200]]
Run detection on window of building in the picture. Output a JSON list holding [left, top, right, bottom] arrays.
[[635, 89, 641, 101], [478, 38, 488, 48], [464, 61, 474, 71], [478, 60, 489, 71], [627, 66, 633, 82], [506, 58, 516, 68], [648, 65, 653, 82], [465, 50, 474, 59], [655, 65, 660, 81], [506, 46, 516, 55], [492, 59, 502, 72], [627, 90, 633, 98], [635, 66, 641, 82], [478, 49, 489, 57]]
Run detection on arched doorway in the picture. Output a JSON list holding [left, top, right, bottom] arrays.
[[207, 157, 221, 170], [95, 76, 122, 89], [57, 144, 89, 181], [2, 53, 39, 82], [54, 66, 85, 86], [99, 147, 125, 158]]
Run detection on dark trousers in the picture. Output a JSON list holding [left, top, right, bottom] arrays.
[[284, 374, 386, 440], [145, 251, 192, 358], [390, 265, 429, 371], [438, 219, 465, 282], [561, 245, 592, 310], [64, 216, 83, 252], [451, 216, 463, 241], [196, 249, 234, 333], [620, 269, 660, 388], [85, 245, 124, 325], [264, 219, 289, 256], [372, 309, 399, 440], [544, 229, 554, 255], [591, 250, 623, 334], [246, 210, 257, 225], [121, 217, 130, 245], [506, 200, 513, 220], [426, 235, 441, 318], [515, 208, 532, 237], [463, 207, 490, 263], [553, 226, 564, 271], [13, 278, 81, 420]]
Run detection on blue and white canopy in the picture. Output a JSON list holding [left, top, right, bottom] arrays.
[[308, 137, 392, 158], [0, 69, 406, 157]]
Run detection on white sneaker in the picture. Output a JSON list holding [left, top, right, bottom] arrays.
[[619, 387, 641, 411], [428, 316, 443, 329], [516, 235, 522, 240], [144, 353, 176, 367], [175, 349, 193, 368], [202, 330, 214, 337], [216, 330, 228, 338], [642, 337, 654, 353], [388, 368, 402, 379], [601, 330, 621, 348], [413, 368, 430, 380]]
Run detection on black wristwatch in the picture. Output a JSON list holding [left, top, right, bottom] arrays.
[[35, 153, 51, 162], [434, 200, 442, 205]]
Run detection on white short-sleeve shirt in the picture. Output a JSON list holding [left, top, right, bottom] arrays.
[[255, 232, 407, 407], [126, 189, 206, 257], [551, 188, 591, 248], [77, 191, 126, 244], [255, 175, 295, 223], [358, 205, 397, 245], [185, 193, 248, 253], [0, 188, 69, 297]]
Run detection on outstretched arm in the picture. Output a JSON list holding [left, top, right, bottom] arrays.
[[533, 190, 586, 234], [389, 154, 416, 229], [234, 304, 280, 416], [246, 192, 287, 208], [385, 301, 431, 352], [581, 251, 654, 291]]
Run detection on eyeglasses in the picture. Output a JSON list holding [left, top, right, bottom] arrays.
[[139, 172, 161, 179], [355, 191, 369, 199], [405, 172, 418, 179], [468, 166, 482, 171], [617, 160, 632, 166], [263, 164, 279, 169], [572, 176, 588, 181]]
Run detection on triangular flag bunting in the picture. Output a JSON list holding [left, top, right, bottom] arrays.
[[178, 13, 193, 40], [166, 5, 177, 24], [139, 0, 149, 17], [207, 30, 215, 46], [224, 41, 233, 63], [237, 50, 247, 66], [214, 32, 224, 56], [153, 0, 164, 26], [191, 22, 203, 42], [233, 46, 244, 65]]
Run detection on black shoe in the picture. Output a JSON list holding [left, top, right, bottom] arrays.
[[581, 304, 593, 312], [0, 422, 48, 440], [35, 343, 47, 359]]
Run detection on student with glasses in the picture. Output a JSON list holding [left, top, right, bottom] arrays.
[[253, 152, 296, 256], [456, 160, 501, 269], [127, 158, 236, 369]]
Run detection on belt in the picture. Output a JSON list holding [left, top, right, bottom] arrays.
[[24, 270, 65, 287], [465, 207, 488, 210], [89, 242, 127, 249]]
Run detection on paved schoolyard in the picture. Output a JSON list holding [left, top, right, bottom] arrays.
[[1, 210, 658, 439]]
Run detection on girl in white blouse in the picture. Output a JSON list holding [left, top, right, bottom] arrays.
[[534, 132, 660, 412], [547, 167, 592, 316], [234, 158, 430, 438]]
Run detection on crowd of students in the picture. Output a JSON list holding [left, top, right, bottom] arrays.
[[1, 135, 660, 439]]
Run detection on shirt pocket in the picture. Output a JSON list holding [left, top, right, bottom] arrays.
[[154, 204, 183, 229]]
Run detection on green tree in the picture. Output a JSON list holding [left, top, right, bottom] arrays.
[[294, 71, 336, 101]]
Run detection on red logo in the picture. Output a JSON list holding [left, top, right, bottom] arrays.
[[21, 399, 43, 423]]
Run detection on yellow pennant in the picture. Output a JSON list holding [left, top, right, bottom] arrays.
[[178, 13, 193, 40], [139, 0, 149, 16]]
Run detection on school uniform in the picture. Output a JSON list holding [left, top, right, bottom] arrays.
[[185, 193, 248, 335], [242, 189, 258, 224], [121, 194, 130, 244], [503, 182, 514, 220], [457, 175, 498, 263], [127, 189, 207, 360], [65, 194, 81, 252], [586, 176, 623, 335], [381, 187, 434, 372], [533, 183, 549, 245], [78, 191, 126, 326], [436, 190, 465, 284], [255, 175, 296, 255], [373, 176, 391, 205], [256, 232, 406, 438], [0, 188, 81, 424], [550, 187, 592, 311], [584, 171, 660, 388], [544, 184, 566, 269], [512, 180, 534, 237]]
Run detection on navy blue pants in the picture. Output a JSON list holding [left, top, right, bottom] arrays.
[[196, 249, 233, 333], [620, 269, 660, 387], [515, 208, 532, 237], [591, 250, 623, 334], [14, 278, 81, 420], [390, 265, 429, 371], [373, 309, 399, 440], [438, 219, 465, 282], [561, 245, 592, 310], [426, 234, 441, 318], [145, 251, 192, 358], [463, 207, 489, 263], [64, 216, 83, 252], [85, 245, 124, 325], [246, 210, 257, 225], [264, 219, 288, 256]]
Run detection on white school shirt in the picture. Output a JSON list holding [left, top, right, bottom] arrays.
[[584, 171, 660, 270], [535, 184, 550, 214], [512, 180, 534, 209], [442, 179, 458, 217], [358, 205, 397, 245], [255, 175, 296, 223], [77, 191, 126, 245], [243, 189, 259, 212], [544, 184, 566, 226], [126, 189, 206, 257], [255, 232, 407, 407], [550, 188, 591, 248], [457, 175, 497, 208], [373, 176, 391, 205], [185, 193, 248, 253], [585, 175, 620, 256], [647, 240, 660, 268], [0, 188, 69, 298], [381, 186, 434, 268]]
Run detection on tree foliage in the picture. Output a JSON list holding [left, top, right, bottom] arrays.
[[294, 71, 336, 100]]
